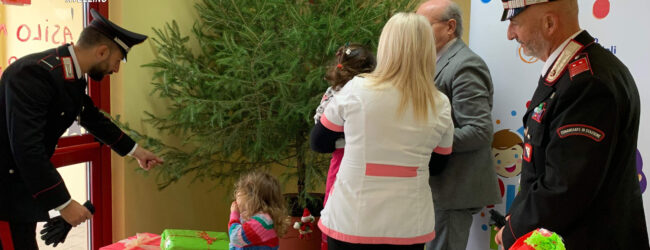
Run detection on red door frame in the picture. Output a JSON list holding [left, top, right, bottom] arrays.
[[51, 2, 113, 249]]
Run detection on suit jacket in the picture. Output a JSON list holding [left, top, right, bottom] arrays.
[[428, 39, 501, 210], [502, 31, 649, 249], [0, 45, 135, 222]]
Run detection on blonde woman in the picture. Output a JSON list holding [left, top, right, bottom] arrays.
[[310, 13, 454, 250]]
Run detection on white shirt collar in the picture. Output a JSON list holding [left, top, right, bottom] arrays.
[[67, 45, 83, 79], [437, 38, 458, 62], [541, 30, 583, 76]]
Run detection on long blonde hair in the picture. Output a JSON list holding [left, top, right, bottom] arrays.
[[234, 172, 289, 236], [364, 12, 438, 122]]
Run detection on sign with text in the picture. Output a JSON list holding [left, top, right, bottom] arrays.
[[0, 1, 82, 77]]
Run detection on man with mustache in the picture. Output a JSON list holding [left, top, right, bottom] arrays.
[[0, 9, 163, 249], [494, 0, 648, 249]]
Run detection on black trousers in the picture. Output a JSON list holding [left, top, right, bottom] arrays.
[[328, 236, 425, 250], [0, 221, 38, 250]]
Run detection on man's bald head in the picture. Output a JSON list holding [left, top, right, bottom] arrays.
[[546, 0, 578, 16], [416, 0, 463, 51], [527, 0, 578, 21], [417, 0, 451, 23]]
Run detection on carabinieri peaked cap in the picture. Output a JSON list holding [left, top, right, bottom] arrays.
[[501, 0, 557, 21], [88, 8, 147, 61]]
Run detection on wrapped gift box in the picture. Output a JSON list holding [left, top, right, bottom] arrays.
[[160, 229, 228, 250], [100, 232, 161, 250]]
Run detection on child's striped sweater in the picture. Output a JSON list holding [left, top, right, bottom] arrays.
[[228, 211, 279, 250]]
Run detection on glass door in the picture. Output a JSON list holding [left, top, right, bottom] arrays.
[[51, 140, 110, 250], [36, 162, 90, 250]]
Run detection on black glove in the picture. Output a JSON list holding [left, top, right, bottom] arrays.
[[40, 201, 95, 247], [489, 209, 506, 228]]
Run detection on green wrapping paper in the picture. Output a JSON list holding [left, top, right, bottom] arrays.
[[160, 229, 229, 250]]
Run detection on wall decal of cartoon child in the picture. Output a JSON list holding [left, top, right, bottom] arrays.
[[489, 129, 525, 247], [492, 129, 524, 178]]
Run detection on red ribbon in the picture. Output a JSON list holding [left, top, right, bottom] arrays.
[[197, 231, 217, 245], [119, 233, 161, 250]]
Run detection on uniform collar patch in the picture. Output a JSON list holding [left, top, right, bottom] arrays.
[[61, 56, 75, 80], [556, 124, 605, 142], [545, 40, 584, 85], [569, 54, 592, 80]]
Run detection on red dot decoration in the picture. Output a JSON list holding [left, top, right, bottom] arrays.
[[593, 0, 610, 19]]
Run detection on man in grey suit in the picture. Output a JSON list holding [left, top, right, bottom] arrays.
[[417, 1, 502, 249]]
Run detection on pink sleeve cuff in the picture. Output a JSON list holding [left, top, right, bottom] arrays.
[[230, 211, 240, 221], [433, 146, 452, 155], [320, 114, 344, 132]]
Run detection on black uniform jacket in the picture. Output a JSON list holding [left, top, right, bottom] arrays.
[[0, 45, 135, 222], [502, 31, 649, 249]]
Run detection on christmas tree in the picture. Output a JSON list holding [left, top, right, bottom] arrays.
[[125, 0, 418, 208]]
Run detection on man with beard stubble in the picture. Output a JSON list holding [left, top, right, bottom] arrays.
[[0, 9, 163, 249], [494, 0, 649, 249]]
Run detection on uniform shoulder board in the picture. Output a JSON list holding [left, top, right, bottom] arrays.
[[37, 54, 61, 71], [568, 53, 593, 80]]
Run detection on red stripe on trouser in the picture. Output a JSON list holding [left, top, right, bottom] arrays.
[[0, 221, 14, 250]]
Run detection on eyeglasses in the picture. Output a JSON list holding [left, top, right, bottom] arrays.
[[431, 19, 452, 25]]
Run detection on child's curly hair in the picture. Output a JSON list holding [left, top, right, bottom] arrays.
[[234, 171, 289, 236], [324, 43, 377, 91]]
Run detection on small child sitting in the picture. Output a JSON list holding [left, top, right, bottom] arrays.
[[228, 172, 289, 250]]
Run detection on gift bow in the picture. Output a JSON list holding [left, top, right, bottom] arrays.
[[197, 231, 216, 245], [119, 233, 161, 250]]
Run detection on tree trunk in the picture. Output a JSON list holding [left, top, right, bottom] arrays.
[[296, 133, 306, 206]]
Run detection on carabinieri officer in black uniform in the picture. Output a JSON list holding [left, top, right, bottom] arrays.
[[494, 0, 649, 249], [0, 9, 163, 249]]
